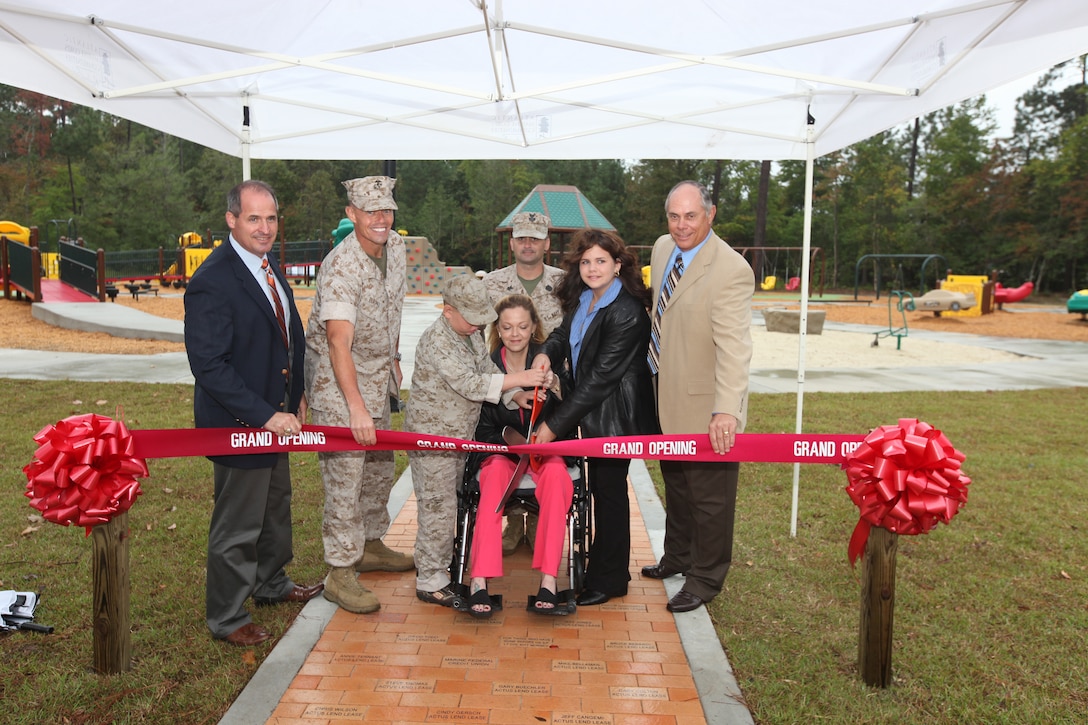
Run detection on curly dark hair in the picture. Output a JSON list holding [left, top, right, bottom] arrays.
[[554, 229, 650, 315]]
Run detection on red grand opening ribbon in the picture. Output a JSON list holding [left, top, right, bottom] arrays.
[[121, 426, 869, 463], [842, 418, 971, 567], [23, 413, 149, 535], [26, 416, 969, 563]]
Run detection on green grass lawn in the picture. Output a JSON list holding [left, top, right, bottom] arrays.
[[1, 381, 1085, 723], [648, 388, 1088, 723]]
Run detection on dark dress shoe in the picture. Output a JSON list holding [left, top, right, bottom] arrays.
[[222, 623, 271, 647], [666, 590, 704, 613], [641, 562, 683, 579], [254, 582, 324, 606], [576, 589, 612, 606]]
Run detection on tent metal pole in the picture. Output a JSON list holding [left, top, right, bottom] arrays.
[[242, 102, 252, 181], [790, 120, 816, 538]]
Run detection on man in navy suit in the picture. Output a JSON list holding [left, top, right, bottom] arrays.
[[184, 180, 322, 646]]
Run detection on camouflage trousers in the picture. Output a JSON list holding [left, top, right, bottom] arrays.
[[313, 408, 396, 569], [406, 449, 465, 591]]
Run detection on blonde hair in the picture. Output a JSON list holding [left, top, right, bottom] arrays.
[[487, 294, 546, 354]]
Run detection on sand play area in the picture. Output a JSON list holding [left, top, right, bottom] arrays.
[[2, 292, 1086, 370]]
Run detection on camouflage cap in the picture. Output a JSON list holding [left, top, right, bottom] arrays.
[[343, 176, 398, 212], [511, 211, 550, 240], [443, 274, 498, 326]]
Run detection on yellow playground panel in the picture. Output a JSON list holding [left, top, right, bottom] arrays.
[[183, 248, 214, 276], [941, 274, 991, 317], [40, 252, 59, 278], [162, 233, 220, 279]]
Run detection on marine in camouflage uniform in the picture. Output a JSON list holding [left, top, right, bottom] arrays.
[[305, 176, 408, 613], [404, 275, 535, 597], [484, 211, 564, 335], [483, 264, 564, 335]]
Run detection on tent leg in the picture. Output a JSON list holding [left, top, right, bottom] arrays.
[[790, 118, 816, 538]]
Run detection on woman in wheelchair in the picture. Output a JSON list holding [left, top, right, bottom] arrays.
[[468, 295, 574, 617]]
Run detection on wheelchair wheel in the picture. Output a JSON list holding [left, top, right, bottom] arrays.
[[449, 461, 480, 585], [567, 458, 592, 593]]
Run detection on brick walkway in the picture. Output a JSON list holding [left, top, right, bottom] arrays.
[[269, 481, 709, 724]]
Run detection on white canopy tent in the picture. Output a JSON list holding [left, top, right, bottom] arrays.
[[2, 1, 1085, 164], [2, 0, 1086, 533]]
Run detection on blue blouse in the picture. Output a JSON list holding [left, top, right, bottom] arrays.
[[569, 277, 622, 373]]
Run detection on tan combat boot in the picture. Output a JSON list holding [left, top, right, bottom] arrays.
[[323, 567, 380, 613], [355, 539, 415, 572], [502, 514, 524, 556]]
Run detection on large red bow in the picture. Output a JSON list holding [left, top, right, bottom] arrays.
[[843, 418, 971, 567], [23, 413, 148, 535]]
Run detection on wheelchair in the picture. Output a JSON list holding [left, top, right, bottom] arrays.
[[448, 450, 592, 615]]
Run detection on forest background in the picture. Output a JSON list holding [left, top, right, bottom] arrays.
[[1, 58, 1086, 294]]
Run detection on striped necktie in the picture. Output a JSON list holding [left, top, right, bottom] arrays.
[[261, 258, 289, 349], [647, 254, 684, 374]]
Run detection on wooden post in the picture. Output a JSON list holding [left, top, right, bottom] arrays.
[[858, 525, 897, 687], [91, 511, 132, 674]]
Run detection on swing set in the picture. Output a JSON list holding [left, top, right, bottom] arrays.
[[852, 254, 948, 301], [736, 246, 824, 296]]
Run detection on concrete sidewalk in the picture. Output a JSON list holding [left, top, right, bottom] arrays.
[[9, 297, 1088, 393]]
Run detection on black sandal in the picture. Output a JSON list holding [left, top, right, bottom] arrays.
[[416, 584, 457, 608], [528, 586, 565, 616], [467, 588, 493, 619]]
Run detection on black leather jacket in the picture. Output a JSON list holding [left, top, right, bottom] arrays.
[[539, 288, 659, 440]]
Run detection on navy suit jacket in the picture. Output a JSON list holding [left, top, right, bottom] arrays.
[[184, 241, 305, 469]]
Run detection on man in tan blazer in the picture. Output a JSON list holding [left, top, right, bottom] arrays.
[[642, 180, 754, 613]]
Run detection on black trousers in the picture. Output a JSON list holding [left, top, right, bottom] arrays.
[[659, 459, 740, 602], [582, 457, 633, 596], [206, 454, 295, 638]]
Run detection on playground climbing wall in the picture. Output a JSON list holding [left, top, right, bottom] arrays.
[[403, 236, 472, 294]]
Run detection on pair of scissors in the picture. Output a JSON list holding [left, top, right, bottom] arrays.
[[495, 370, 545, 513]]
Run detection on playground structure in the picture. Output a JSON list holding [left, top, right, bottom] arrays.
[[404, 236, 472, 294], [2, 224, 106, 302], [853, 255, 1024, 318], [994, 280, 1034, 307], [739, 246, 825, 297], [872, 290, 913, 350], [1, 223, 314, 302], [853, 253, 949, 301], [1069, 290, 1088, 320], [3, 221, 462, 301], [0, 220, 30, 244], [905, 289, 977, 315]]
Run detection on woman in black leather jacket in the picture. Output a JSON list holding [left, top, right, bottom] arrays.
[[533, 229, 658, 606]]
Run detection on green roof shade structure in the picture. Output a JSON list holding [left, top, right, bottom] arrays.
[[497, 185, 615, 233]]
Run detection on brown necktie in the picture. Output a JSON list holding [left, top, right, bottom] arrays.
[[261, 258, 289, 349]]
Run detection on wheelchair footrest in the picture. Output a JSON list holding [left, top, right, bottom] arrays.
[[526, 588, 577, 616], [450, 584, 503, 614]]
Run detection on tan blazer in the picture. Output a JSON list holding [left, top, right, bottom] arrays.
[[650, 232, 753, 434]]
